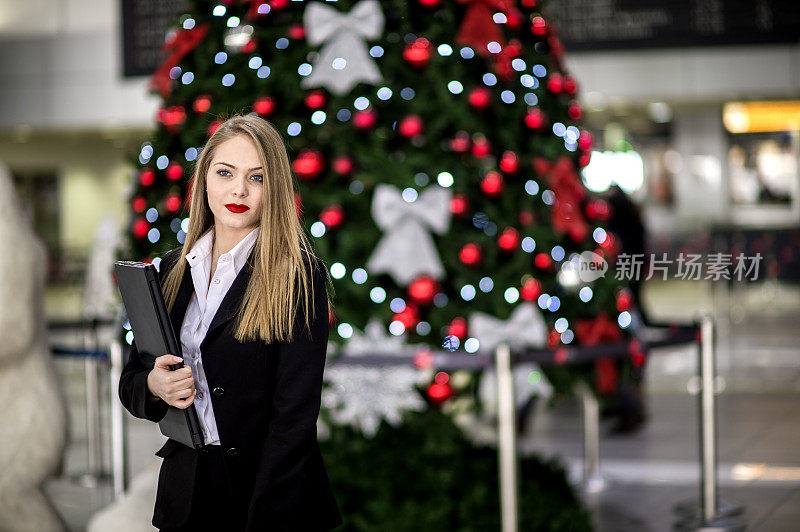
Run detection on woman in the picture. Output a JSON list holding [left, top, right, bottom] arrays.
[[118, 114, 343, 531]]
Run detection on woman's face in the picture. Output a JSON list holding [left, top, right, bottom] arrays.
[[206, 134, 264, 232]]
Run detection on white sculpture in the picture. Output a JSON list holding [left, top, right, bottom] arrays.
[[0, 160, 69, 530]]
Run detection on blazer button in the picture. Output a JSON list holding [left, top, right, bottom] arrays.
[[213, 386, 225, 397], [226, 447, 239, 456]]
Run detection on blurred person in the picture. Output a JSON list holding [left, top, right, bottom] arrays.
[[118, 114, 342, 531], [604, 184, 649, 434]]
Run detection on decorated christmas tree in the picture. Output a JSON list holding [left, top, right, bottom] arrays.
[[119, 0, 643, 526]]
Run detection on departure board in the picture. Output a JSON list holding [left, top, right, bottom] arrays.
[[545, 0, 800, 51], [121, 0, 189, 77]]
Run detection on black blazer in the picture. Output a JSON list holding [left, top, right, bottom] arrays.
[[118, 245, 343, 531]]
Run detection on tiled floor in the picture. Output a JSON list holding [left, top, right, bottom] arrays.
[[36, 279, 800, 530]]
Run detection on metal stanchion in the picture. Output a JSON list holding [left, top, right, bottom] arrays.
[[577, 381, 606, 493], [109, 338, 128, 497], [495, 343, 519, 532], [674, 313, 744, 531], [79, 320, 104, 487]]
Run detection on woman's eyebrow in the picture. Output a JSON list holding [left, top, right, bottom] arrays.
[[214, 161, 263, 171]]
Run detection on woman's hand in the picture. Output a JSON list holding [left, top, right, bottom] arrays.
[[146, 354, 196, 409]]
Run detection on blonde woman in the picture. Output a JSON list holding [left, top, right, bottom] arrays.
[[119, 114, 343, 531]]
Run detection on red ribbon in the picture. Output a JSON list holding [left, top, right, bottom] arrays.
[[455, 0, 520, 53], [149, 23, 210, 98]]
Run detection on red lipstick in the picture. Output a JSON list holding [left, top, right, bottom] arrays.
[[225, 203, 250, 213]]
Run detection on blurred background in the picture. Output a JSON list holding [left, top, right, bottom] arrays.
[[1, 1, 799, 531]]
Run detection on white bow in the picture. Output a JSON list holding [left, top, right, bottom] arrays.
[[471, 302, 554, 403], [366, 184, 452, 286], [301, 0, 384, 95], [469, 302, 549, 354]]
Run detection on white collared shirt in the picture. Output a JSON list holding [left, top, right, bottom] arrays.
[[180, 225, 259, 445]]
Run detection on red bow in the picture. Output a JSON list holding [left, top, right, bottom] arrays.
[[149, 23, 210, 98], [534, 156, 589, 242]]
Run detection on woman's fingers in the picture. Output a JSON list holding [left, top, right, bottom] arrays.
[[173, 388, 196, 409]]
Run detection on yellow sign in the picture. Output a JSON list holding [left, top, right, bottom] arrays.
[[723, 101, 800, 133]]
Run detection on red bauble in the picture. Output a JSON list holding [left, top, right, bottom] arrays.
[[506, 10, 524, 30], [449, 131, 471, 153], [414, 348, 434, 369], [193, 95, 212, 113], [564, 75, 578, 94], [459, 243, 482, 266], [288, 23, 305, 40], [132, 217, 150, 239], [394, 302, 419, 329], [519, 210, 535, 226], [408, 275, 439, 306], [499, 151, 520, 173], [398, 114, 424, 137], [531, 16, 547, 36], [241, 39, 257, 54], [253, 96, 276, 116], [448, 317, 467, 339], [450, 194, 469, 217], [427, 382, 453, 404], [616, 288, 633, 312], [468, 86, 491, 110], [534, 252, 552, 269], [521, 278, 542, 300], [352, 108, 377, 130], [320, 204, 344, 228], [165, 163, 183, 181], [332, 155, 354, 175], [304, 90, 326, 110], [568, 100, 582, 120], [418, 0, 440, 7], [139, 169, 155, 187], [524, 108, 546, 130], [585, 199, 610, 221], [165, 192, 182, 212], [270, 0, 289, 10], [547, 73, 564, 94], [578, 151, 592, 168], [471, 137, 491, 158], [292, 149, 324, 180], [403, 37, 432, 68], [480, 171, 504, 196], [578, 130, 593, 151], [132, 196, 147, 212], [208, 119, 223, 137], [521, 0, 537, 7], [157, 106, 186, 130], [497, 227, 520, 252], [554, 347, 569, 364]]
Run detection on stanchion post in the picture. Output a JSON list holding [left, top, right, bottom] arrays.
[[699, 313, 717, 524], [495, 343, 519, 532], [82, 322, 103, 486], [577, 381, 605, 493], [673, 314, 744, 531], [109, 339, 128, 497]]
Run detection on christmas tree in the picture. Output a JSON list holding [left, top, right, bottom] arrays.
[[119, 1, 641, 525], [123, 0, 640, 401]]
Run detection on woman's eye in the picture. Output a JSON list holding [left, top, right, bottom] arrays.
[[217, 169, 231, 177], [251, 174, 263, 182]]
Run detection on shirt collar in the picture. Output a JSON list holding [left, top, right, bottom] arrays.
[[185, 225, 260, 275]]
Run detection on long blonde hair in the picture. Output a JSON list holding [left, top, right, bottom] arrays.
[[160, 113, 331, 344]]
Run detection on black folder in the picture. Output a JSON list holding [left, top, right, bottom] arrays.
[[114, 260, 205, 449]]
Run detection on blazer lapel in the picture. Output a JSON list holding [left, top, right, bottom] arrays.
[[166, 246, 257, 347]]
